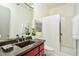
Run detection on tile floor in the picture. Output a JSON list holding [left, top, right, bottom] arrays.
[[45, 50, 72, 56], [45, 46, 76, 56]]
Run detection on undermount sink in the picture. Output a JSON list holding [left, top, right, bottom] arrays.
[[15, 41, 35, 48]]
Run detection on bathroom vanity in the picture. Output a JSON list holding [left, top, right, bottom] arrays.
[[0, 39, 45, 56], [21, 42, 44, 56], [0, 4, 45, 56]]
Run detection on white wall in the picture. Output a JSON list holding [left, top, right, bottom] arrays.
[[49, 4, 75, 48], [4, 3, 33, 38], [33, 3, 77, 55]]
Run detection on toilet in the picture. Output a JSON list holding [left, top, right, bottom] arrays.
[[45, 45, 55, 56]]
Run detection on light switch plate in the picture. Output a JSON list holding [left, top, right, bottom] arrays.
[[0, 34, 2, 38]]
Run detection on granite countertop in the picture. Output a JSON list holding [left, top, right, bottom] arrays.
[[0, 39, 45, 56]]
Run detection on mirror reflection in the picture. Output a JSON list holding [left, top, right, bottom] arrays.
[[0, 3, 33, 41]]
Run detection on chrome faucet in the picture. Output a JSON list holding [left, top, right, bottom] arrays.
[[16, 34, 20, 43], [22, 36, 25, 41]]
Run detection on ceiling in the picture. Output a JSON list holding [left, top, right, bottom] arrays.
[[44, 3, 65, 9], [28, 3, 66, 9]]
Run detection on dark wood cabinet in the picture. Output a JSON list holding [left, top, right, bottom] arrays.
[[23, 43, 44, 56]]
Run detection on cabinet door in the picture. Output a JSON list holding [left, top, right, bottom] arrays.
[[24, 47, 39, 56], [40, 43, 44, 51], [39, 43, 44, 56], [40, 50, 44, 56]]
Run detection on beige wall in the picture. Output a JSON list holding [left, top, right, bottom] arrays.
[[50, 4, 79, 55], [49, 4, 76, 48], [34, 4, 76, 47], [49, 4, 77, 55], [33, 3, 49, 21]]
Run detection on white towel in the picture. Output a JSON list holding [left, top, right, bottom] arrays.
[[72, 15, 79, 39], [1, 44, 13, 50]]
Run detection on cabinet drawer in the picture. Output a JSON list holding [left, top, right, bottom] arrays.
[[24, 47, 39, 56], [40, 43, 44, 50], [40, 50, 44, 56]]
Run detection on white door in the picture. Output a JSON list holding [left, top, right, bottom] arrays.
[[42, 14, 60, 54], [61, 16, 76, 55]]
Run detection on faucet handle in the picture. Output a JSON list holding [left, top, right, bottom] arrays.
[[16, 34, 19, 38], [22, 36, 24, 38], [16, 34, 20, 43], [22, 36, 25, 41]]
